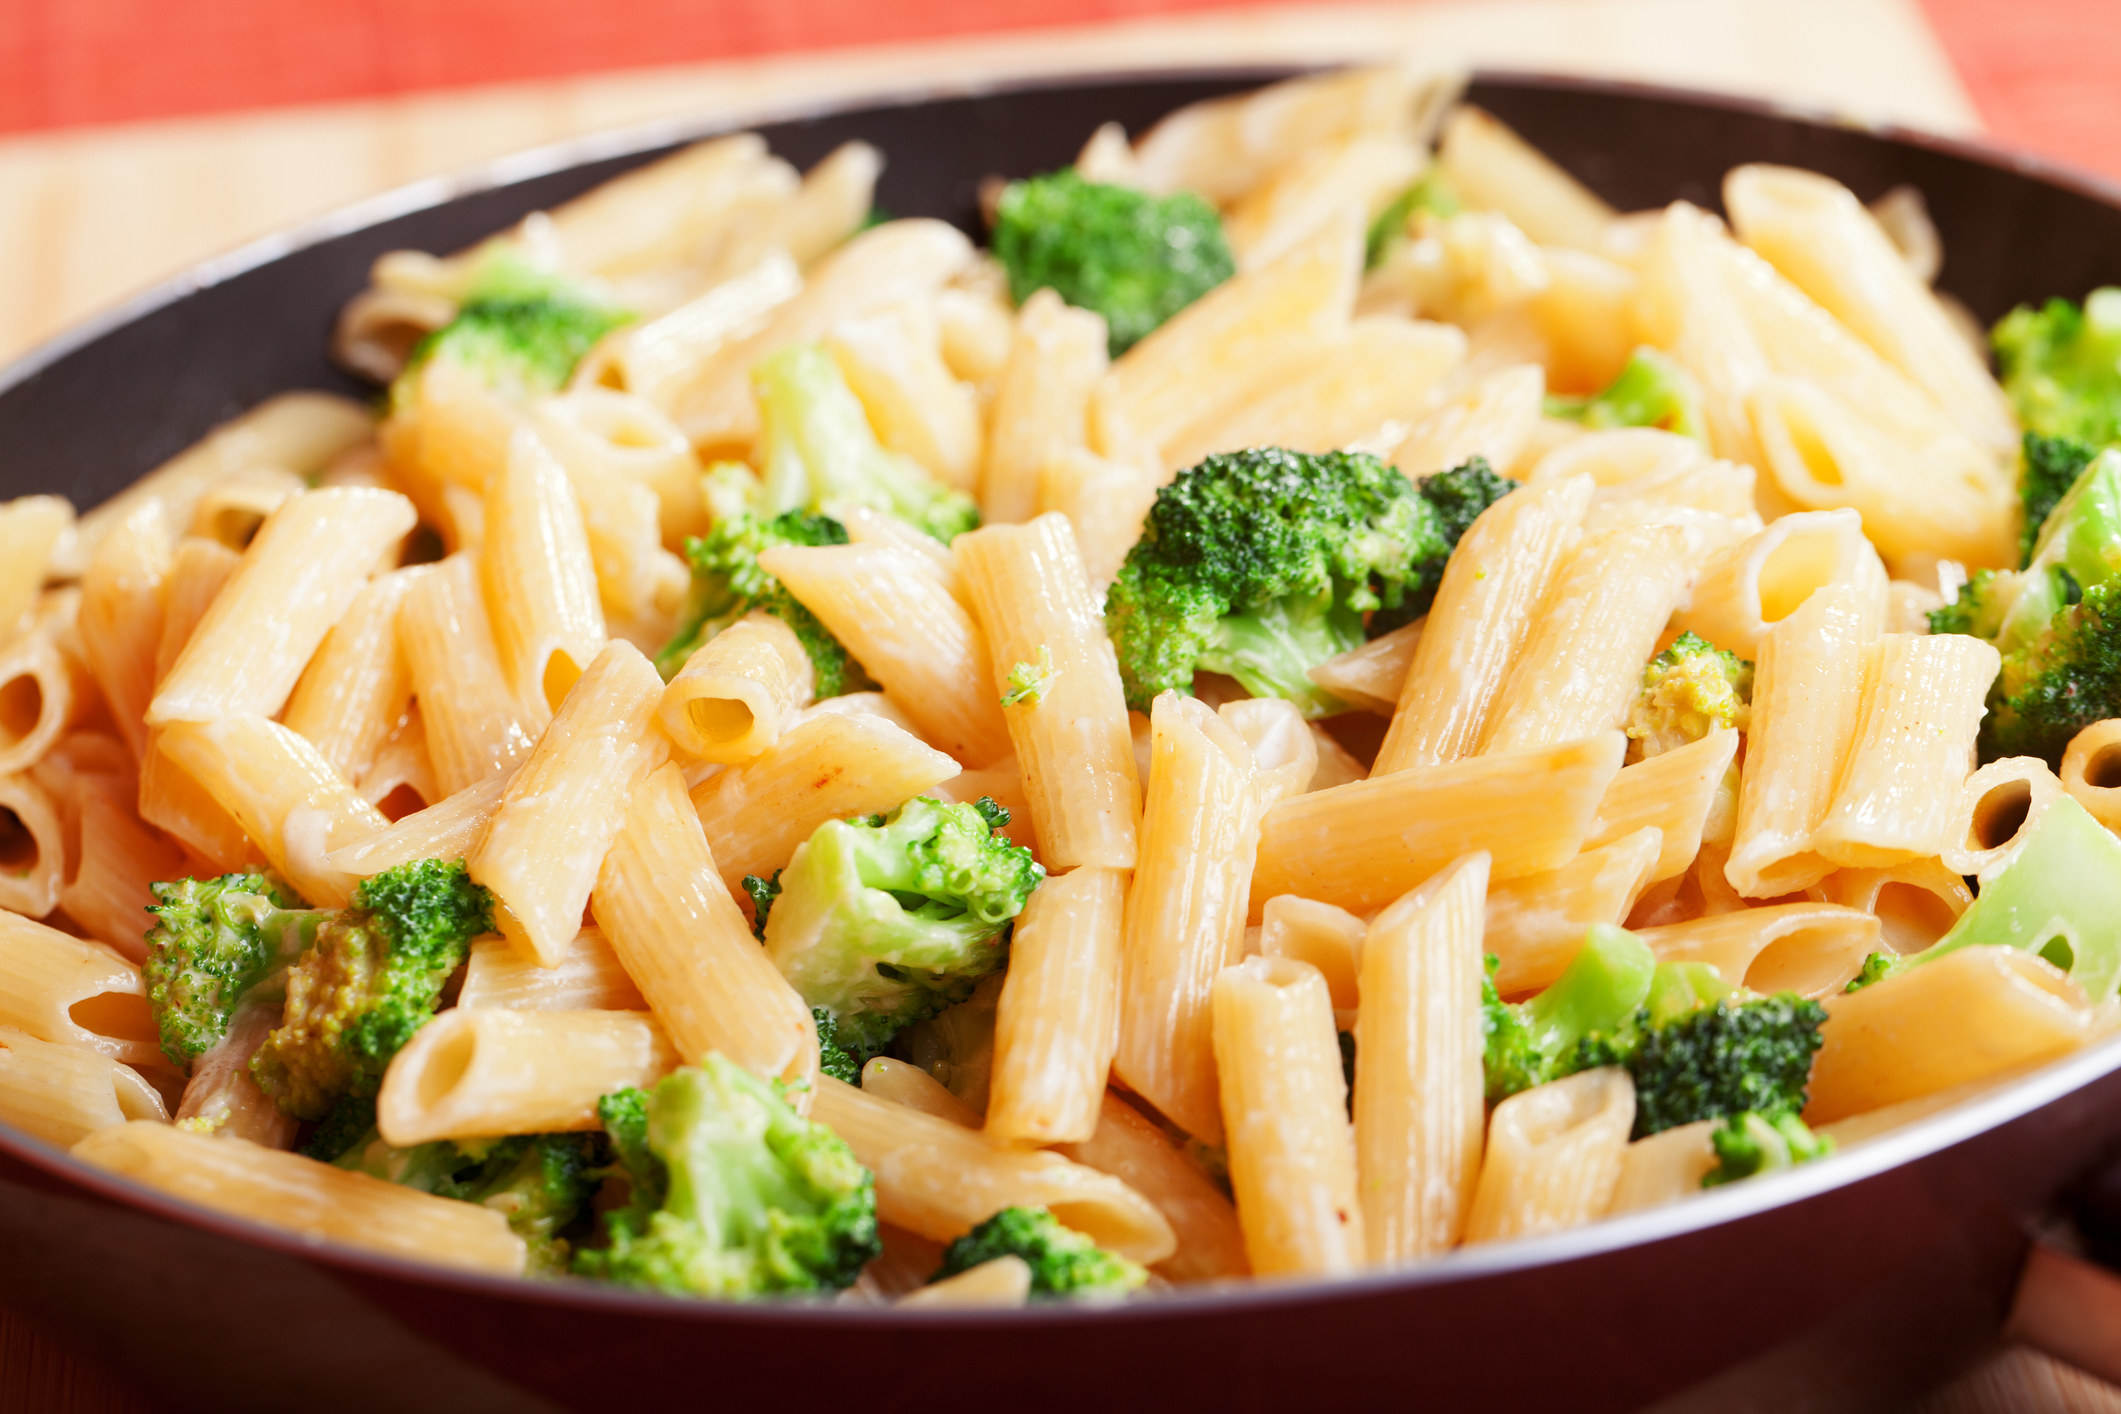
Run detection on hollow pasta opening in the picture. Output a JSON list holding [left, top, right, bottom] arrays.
[[1970, 779, 2033, 851], [0, 672, 45, 745]]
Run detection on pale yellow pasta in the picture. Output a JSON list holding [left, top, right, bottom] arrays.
[[0, 908, 160, 1069], [936, 285, 1016, 391], [1630, 203, 1771, 473], [985, 867, 1126, 1147], [835, 504, 964, 600], [827, 303, 982, 494], [658, 613, 813, 765], [956, 514, 1142, 869], [61, 776, 185, 961], [156, 715, 389, 909], [984, 289, 1109, 523], [1309, 617, 1422, 717], [587, 252, 801, 415], [1530, 248, 1640, 394], [1229, 132, 1426, 271], [136, 730, 254, 871], [282, 569, 415, 786], [458, 928, 644, 1012], [1374, 475, 1592, 772], [471, 640, 667, 966], [1606, 1121, 1720, 1216], [481, 430, 607, 713], [1437, 106, 1615, 253], [1588, 729, 1741, 882], [1816, 1064, 2049, 1150], [0, 633, 88, 778], [2059, 720, 2121, 832], [762, 541, 1011, 767], [76, 503, 170, 760], [1820, 859, 1970, 956], [0, 1025, 166, 1147], [148, 487, 415, 726], [1388, 363, 1544, 478], [690, 710, 961, 894], [596, 763, 817, 1095], [398, 555, 541, 796], [377, 1007, 678, 1144], [389, 353, 523, 506], [1674, 510, 1886, 660], [1463, 1067, 1635, 1244], [704, 138, 883, 283], [1259, 894, 1366, 1018], [1726, 585, 1878, 898], [1215, 699, 1317, 805], [1034, 448, 1161, 596], [354, 704, 436, 818], [1806, 947, 2096, 1123], [1211, 955, 1365, 1277], [188, 466, 304, 551], [1939, 756, 2065, 883], [811, 1075, 1175, 1263], [1114, 695, 1265, 1144], [1056, 1090, 1249, 1282], [1486, 828, 1664, 996], [1356, 853, 1488, 1261], [528, 389, 701, 570], [1638, 903, 1882, 998], [1812, 633, 1999, 867], [897, 1257, 1032, 1309], [1253, 731, 1624, 917], [0, 497, 75, 636], [326, 766, 516, 877], [1479, 525, 1689, 754], [0, 772, 63, 920], [74, 1123, 526, 1276], [861, 1057, 982, 1127]]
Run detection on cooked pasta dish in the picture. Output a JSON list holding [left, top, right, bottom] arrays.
[[2, 61, 2118, 1303]]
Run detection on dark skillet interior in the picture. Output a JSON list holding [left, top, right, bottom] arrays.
[[6, 69, 2121, 1414]]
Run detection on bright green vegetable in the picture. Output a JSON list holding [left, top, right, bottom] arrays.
[[1481, 925, 1657, 1105], [1701, 1110, 1834, 1188], [1000, 645, 1058, 707], [930, 1206, 1146, 1298], [142, 871, 313, 1069], [1993, 288, 2121, 450], [1544, 348, 1706, 440], [574, 1058, 881, 1298], [395, 256, 628, 405], [1927, 567, 2013, 640], [1624, 992, 1828, 1139], [652, 508, 868, 694], [2021, 433, 2098, 568], [1624, 631, 1753, 759], [990, 169, 1235, 356], [1364, 169, 1461, 270]]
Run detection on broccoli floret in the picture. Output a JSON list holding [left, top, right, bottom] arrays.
[[574, 1057, 881, 1298], [742, 870, 784, 942], [142, 871, 314, 1068], [1625, 631, 1753, 759], [1625, 993, 1827, 1139], [1845, 950, 1906, 993], [1368, 458, 1519, 637], [395, 257, 627, 405], [812, 1009, 868, 1086], [653, 509, 869, 693], [248, 859, 495, 1121], [990, 169, 1234, 357], [1105, 448, 1514, 716], [764, 798, 1042, 1054], [1365, 169, 1462, 270], [2022, 433, 2098, 568], [1482, 925, 1657, 1106], [753, 344, 979, 543], [931, 1206, 1146, 1298], [1000, 645, 1058, 707], [1993, 289, 2121, 449], [1701, 1110, 1834, 1188], [1544, 348, 1706, 440], [1928, 568, 2014, 640]]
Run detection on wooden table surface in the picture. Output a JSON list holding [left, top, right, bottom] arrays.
[[1, 1, 2118, 1409]]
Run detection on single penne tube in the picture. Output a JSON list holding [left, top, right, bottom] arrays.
[[956, 514, 1143, 869], [376, 1007, 678, 1144], [149, 487, 416, 726], [61, 776, 186, 962], [1606, 1120, 1721, 1217], [1486, 828, 1664, 996], [481, 430, 607, 714], [658, 613, 814, 764], [1529, 248, 1639, 394], [1114, 695, 1265, 1144], [897, 1257, 1032, 1309], [827, 302, 982, 493], [761, 541, 1011, 767], [706, 138, 883, 280], [1055, 1089, 1250, 1282], [531, 387, 708, 549], [851, 1224, 950, 1305], [325, 765, 516, 876], [937, 285, 1016, 391], [813, 1075, 1176, 1263], [0, 1025, 167, 1147], [1259, 894, 1367, 1018], [861, 1056, 983, 1126], [1587, 729, 1741, 881], [155, 715, 389, 909], [152, 537, 242, 685], [1812, 633, 1998, 867], [1818, 858, 1971, 956], [1212, 955, 1365, 1277], [1462, 1067, 1635, 1244], [187, 465, 304, 552], [1673, 509, 1887, 660], [985, 866, 1127, 1147], [1034, 448, 1161, 596], [73, 1122, 526, 1276], [0, 633, 86, 778], [0, 772, 63, 920], [355, 705, 438, 819], [0, 909, 161, 1069], [594, 251, 802, 414], [1227, 131, 1425, 270], [1092, 216, 1360, 464], [2060, 719, 2121, 832], [1939, 757, 2066, 883], [0, 497, 75, 635], [281, 569, 417, 786], [1437, 105, 1615, 252], [689, 711, 961, 893], [837, 504, 964, 600], [1217, 699, 1318, 806], [136, 730, 255, 871], [1478, 525, 1690, 753], [470, 640, 667, 966], [1252, 731, 1625, 917], [1388, 363, 1545, 479], [1637, 903, 1882, 998], [1629, 202, 1771, 473], [1374, 475, 1592, 772], [1308, 617, 1423, 718], [458, 928, 646, 1012], [1726, 584, 1879, 898], [596, 763, 817, 1094], [76, 503, 171, 760], [398, 555, 543, 796], [1357, 853, 1489, 1261], [984, 289, 1110, 524], [1805, 947, 2096, 1124]]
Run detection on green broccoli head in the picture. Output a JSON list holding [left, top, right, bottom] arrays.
[[991, 169, 1235, 357], [396, 257, 628, 405], [142, 872, 316, 1068], [654, 509, 870, 695], [1364, 168, 1462, 270], [1482, 925, 1657, 1106], [1845, 950, 1907, 993], [1624, 631, 1753, 760], [574, 1057, 881, 1298], [1367, 458, 1518, 637], [1928, 568, 2015, 640], [2022, 433, 2098, 568], [752, 344, 979, 543], [1105, 448, 1513, 716], [931, 1206, 1147, 1299], [812, 1008, 870, 1087], [1701, 1110, 1834, 1188], [742, 870, 784, 942], [1544, 348, 1707, 440], [1984, 581, 2121, 765], [1625, 993, 1828, 1139], [764, 798, 1042, 1054], [1993, 289, 2121, 448], [248, 859, 495, 1121]]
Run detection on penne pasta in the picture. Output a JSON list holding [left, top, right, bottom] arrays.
[[1437, 106, 1615, 252], [281, 569, 416, 787], [76, 503, 170, 760], [985, 289, 1110, 523], [1034, 448, 1161, 596], [985, 866, 1127, 1148], [481, 430, 607, 713], [1055, 1090, 1249, 1282], [326, 765, 515, 876], [377, 1007, 679, 1144], [1588, 729, 1741, 882], [827, 302, 983, 494], [1820, 859, 1970, 957], [457, 927, 646, 1012], [1462, 1067, 1635, 1244], [0, 909, 161, 1069], [0, 1025, 167, 1147], [1485, 828, 1664, 996], [1939, 756, 2065, 884], [0, 772, 63, 921], [1638, 903, 1882, 998], [1259, 894, 1366, 1020], [1606, 1120, 1720, 1216], [657, 612, 813, 764], [2060, 718, 2121, 832], [1308, 617, 1423, 718], [398, 555, 542, 796]]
